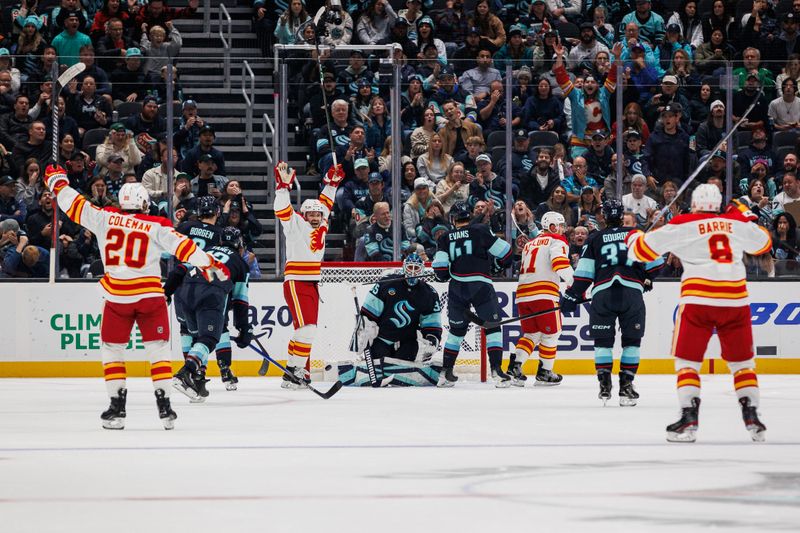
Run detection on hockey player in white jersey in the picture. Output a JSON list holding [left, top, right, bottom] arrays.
[[273, 161, 343, 388], [626, 184, 773, 442], [508, 212, 575, 386], [44, 164, 228, 430]]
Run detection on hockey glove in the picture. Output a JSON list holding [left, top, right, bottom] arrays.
[[201, 257, 230, 282], [643, 279, 654, 293], [355, 317, 379, 352], [323, 163, 345, 188], [274, 161, 296, 190], [416, 331, 439, 364], [726, 199, 758, 222], [309, 221, 328, 253], [235, 329, 254, 349], [44, 164, 69, 194], [433, 267, 450, 282], [490, 257, 505, 275], [559, 290, 580, 314]]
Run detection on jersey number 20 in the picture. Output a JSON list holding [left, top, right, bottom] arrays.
[[105, 229, 149, 268]]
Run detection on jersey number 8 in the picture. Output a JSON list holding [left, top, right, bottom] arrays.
[[105, 229, 149, 268], [708, 234, 733, 263]]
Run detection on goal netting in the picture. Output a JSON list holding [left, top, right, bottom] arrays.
[[311, 262, 488, 382]]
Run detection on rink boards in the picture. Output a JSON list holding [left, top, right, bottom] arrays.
[[0, 280, 798, 376]]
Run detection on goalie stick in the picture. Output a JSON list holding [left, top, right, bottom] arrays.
[[349, 286, 382, 387], [249, 337, 343, 400], [465, 300, 590, 328]]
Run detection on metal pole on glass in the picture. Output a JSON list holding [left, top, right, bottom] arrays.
[[615, 63, 624, 199], [504, 66, 513, 256], [391, 62, 402, 261], [724, 62, 734, 204], [166, 64, 175, 224]]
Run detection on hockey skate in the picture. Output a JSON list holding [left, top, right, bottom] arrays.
[[507, 361, 527, 387], [437, 367, 458, 388], [219, 364, 239, 391], [155, 389, 177, 430], [100, 388, 127, 430], [618, 374, 639, 406], [535, 361, 563, 387], [739, 397, 766, 442], [190, 368, 210, 403], [491, 365, 511, 388], [172, 365, 202, 401], [597, 372, 612, 405], [666, 397, 701, 442], [281, 366, 309, 390]]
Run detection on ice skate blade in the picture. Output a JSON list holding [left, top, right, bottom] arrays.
[[161, 418, 175, 430], [224, 382, 238, 391], [436, 380, 455, 388], [172, 379, 199, 400], [281, 380, 308, 390], [494, 379, 511, 389], [667, 430, 697, 443], [101, 418, 125, 430], [619, 397, 638, 407], [748, 428, 766, 442], [534, 380, 562, 387], [189, 396, 206, 403], [511, 379, 526, 387]]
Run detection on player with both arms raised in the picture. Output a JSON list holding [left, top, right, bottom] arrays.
[[560, 200, 663, 405], [507, 211, 575, 387], [43, 164, 228, 430], [627, 185, 773, 442], [273, 161, 343, 388], [350, 253, 443, 386], [433, 201, 513, 387]]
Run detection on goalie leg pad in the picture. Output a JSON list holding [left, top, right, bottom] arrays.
[[101, 342, 128, 397], [334, 357, 440, 387]]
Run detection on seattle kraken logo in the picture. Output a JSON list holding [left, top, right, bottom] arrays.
[[390, 300, 415, 329]]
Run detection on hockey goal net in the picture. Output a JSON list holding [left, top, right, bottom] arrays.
[[310, 262, 488, 382]]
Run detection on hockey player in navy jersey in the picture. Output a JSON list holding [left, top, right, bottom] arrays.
[[343, 254, 444, 386], [172, 227, 253, 401], [560, 199, 664, 405], [432, 201, 513, 387]]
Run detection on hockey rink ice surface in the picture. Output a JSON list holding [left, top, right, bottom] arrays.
[[1, 376, 799, 533]]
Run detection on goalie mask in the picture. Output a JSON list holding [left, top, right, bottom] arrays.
[[118, 182, 150, 212], [403, 253, 425, 286], [691, 183, 722, 213], [540, 211, 566, 234]]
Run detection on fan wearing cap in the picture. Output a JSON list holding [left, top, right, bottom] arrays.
[[450, 26, 483, 76], [353, 171, 391, 236], [585, 131, 614, 179], [96, 122, 143, 178], [173, 99, 207, 158], [468, 152, 508, 210], [273, 160, 344, 387], [665, 1, 703, 47], [397, 0, 424, 41], [736, 128, 777, 180], [644, 74, 690, 130], [51, 10, 92, 67], [566, 21, 609, 71], [654, 23, 692, 74], [181, 123, 226, 176], [489, 24, 531, 72], [110, 48, 148, 104], [415, 15, 447, 61], [768, 78, 800, 131], [378, 17, 420, 59], [642, 103, 694, 188], [554, 39, 622, 158], [123, 94, 166, 138], [336, 50, 375, 97], [620, 0, 666, 46]]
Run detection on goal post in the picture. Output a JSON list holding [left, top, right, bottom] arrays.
[[312, 262, 488, 382]]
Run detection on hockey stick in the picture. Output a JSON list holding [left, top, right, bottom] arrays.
[[348, 286, 379, 386], [647, 86, 765, 231], [465, 300, 590, 329], [250, 337, 343, 399]]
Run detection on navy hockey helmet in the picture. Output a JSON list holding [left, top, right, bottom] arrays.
[[197, 195, 219, 218], [403, 252, 425, 286], [602, 198, 624, 226], [450, 201, 471, 223], [221, 226, 243, 250]]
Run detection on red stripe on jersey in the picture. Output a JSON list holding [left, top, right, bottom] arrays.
[[275, 205, 294, 221], [175, 239, 197, 263]]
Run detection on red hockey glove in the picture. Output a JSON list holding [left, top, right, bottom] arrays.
[[323, 164, 345, 188], [44, 164, 69, 194], [726, 199, 758, 223], [201, 257, 230, 282], [309, 222, 328, 252], [274, 161, 296, 191]]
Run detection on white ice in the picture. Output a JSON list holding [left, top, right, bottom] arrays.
[[1, 375, 799, 533]]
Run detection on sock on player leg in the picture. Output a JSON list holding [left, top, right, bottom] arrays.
[[594, 347, 613, 374], [486, 330, 503, 369], [729, 361, 760, 407], [101, 342, 128, 397], [144, 340, 172, 396], [620, 346, 640, 378], [676, 367, 701, 408], [442, 333, 463, 369], [180, 334, 192, 360], [538, 344, 557, 371], [514, 335, 536, 365]]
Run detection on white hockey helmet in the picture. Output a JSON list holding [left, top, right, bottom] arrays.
[[118, 182, 150, 211], [541, 211, 566, 233], [300, 199, 325, 216], [691, 183, 722, 213]]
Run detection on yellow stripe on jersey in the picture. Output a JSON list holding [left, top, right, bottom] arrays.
[[175, 239, 197, 263], [319, 193, 333, 210], [275, 205, 294, 221], [752, 226, 773, 256], [66, 196, 86, 224]]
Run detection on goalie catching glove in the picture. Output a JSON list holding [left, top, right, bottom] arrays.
[[354, 316, 379, 352], [416, 331, 439, 364], [274, 161, 296, 190], [44, 164, 69, 194]]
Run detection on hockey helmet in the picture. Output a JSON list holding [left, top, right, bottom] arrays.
[[450, 201, 472, 223], [196, 196, 219, 218], [300, 198, 325, 216], [691, 183, 722, 213], [602, 198, 624, 225], [221, 226, 243, 250], [540, 211, 566, 234], [118, 182, 150, 211], [403, 252, 425, 285]]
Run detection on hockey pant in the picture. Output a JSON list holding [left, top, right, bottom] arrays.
[[589, 284, 644, 377], [176, 293, 232, 369], [175, 283, 227, 372], [443, 280, 502, 370], [284, 280, 320, 372], [100, 297, 172, 398]]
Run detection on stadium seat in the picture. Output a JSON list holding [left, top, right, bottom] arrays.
[[737, 130, 752, 147], [82, 128, 109, 148], [773, 130, 798, 148], [486, 130, 506, 149], [115, 101, 142, 120], [775, 145, 796, 162], [528, 131, 559, 148]]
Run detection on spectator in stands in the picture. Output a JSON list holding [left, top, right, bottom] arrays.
[[416, 16, 447, 62], [585, 131, 613, 181], [43, 95, 79, 149], [274, 0, 311, 45], [621, 41, 660, 106], [768, 78, 800, 132], [451, 26, 482, 76], [361, 201, 413, 261], [659, 180, 686, 222], [694, 27, 734, 76], [403, 177, 435, 241], [621, 0, 665, 47], [141, 145, 177, 202], [48, 0, 91, 39], [67, 75, 112, 135], [468, 153, 507, 210], [308, 71, 340, 131], [459, 48, 501, 103], [534, 184, 575, 226], [772, 212, 800, 260], [51, 10, 92, 68], [133, 0, 198, 39], [65, 152, 90, 191], [316, 99, 356, 176], [522, 77, 563, 134], [123, 95, 166, 138], [610, 102, 649, 144], [397, 0, 423, 41], [339, 158, 372, 225], [10, 121, 49, 176], [645, 75, 690, 130], [576, 186, 601, 229], [416, 133, 452, 184], [357, 0, 397, 45], [622, 174, 658, 226], [773, 172, 800, 213], [562, 155, 598, 204], [732, 74, 770, 132], [695, 99, 726, 158], [95, 18, 135, 74], [2, 237, 49, 278], [568, 224, 588, 264], [519, 147, 559, 210], [90, 1, 134, 42], [435, 160, 470, 215], [643, 104, 693, 187], [440, 99, 480, 158], [656, 23, 692, 75], [477, 78, 521, 135], [666, 0, 703, 48], [173, 99, 206, 159], [111, 48, 149, 104], [220, 194, 262, 252], [776, 54, 800, 98], [176, 123, 224, 176], [317, 0, 353, 46], [737, 128, 777, 180], [436, 0, 469, 56], [0, 95, 32, 152], [13, 15, 47, 80], [0, 49, 21, 96], [455, 135, 484, 174], [498, 129, 534, 184], [468, 0, 505, 52], [139, 21, 182, 77], [701, 0, 733, 42], [567, 21, 609, 71], [776, 152, 798, 186], [430, 65, 477, 122], [97, 122, 142, 176], [409, 107, 437, 159], [352, 171, 391, 238], [492, 24, 533, 72], [57, 133, 81, 166], [739, 177, 775, 229], [101, 155, 127, 198], [417, 200, 449, 258], [0, 174, 25, 223], [76, 46, 112, 102], [337, 51, 373, 98], [191, 153, 228, 198], [0, 70, 15, 115], [378, 17, 418, 59], [16, 158, 43, 212], [365, 96, 391, 155]]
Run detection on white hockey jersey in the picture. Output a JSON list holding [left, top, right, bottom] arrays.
[[516, 233, 575, 304], [55, 184, 212, 303], [626, 212, 772, 307], [274, 184, 336, 281]]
